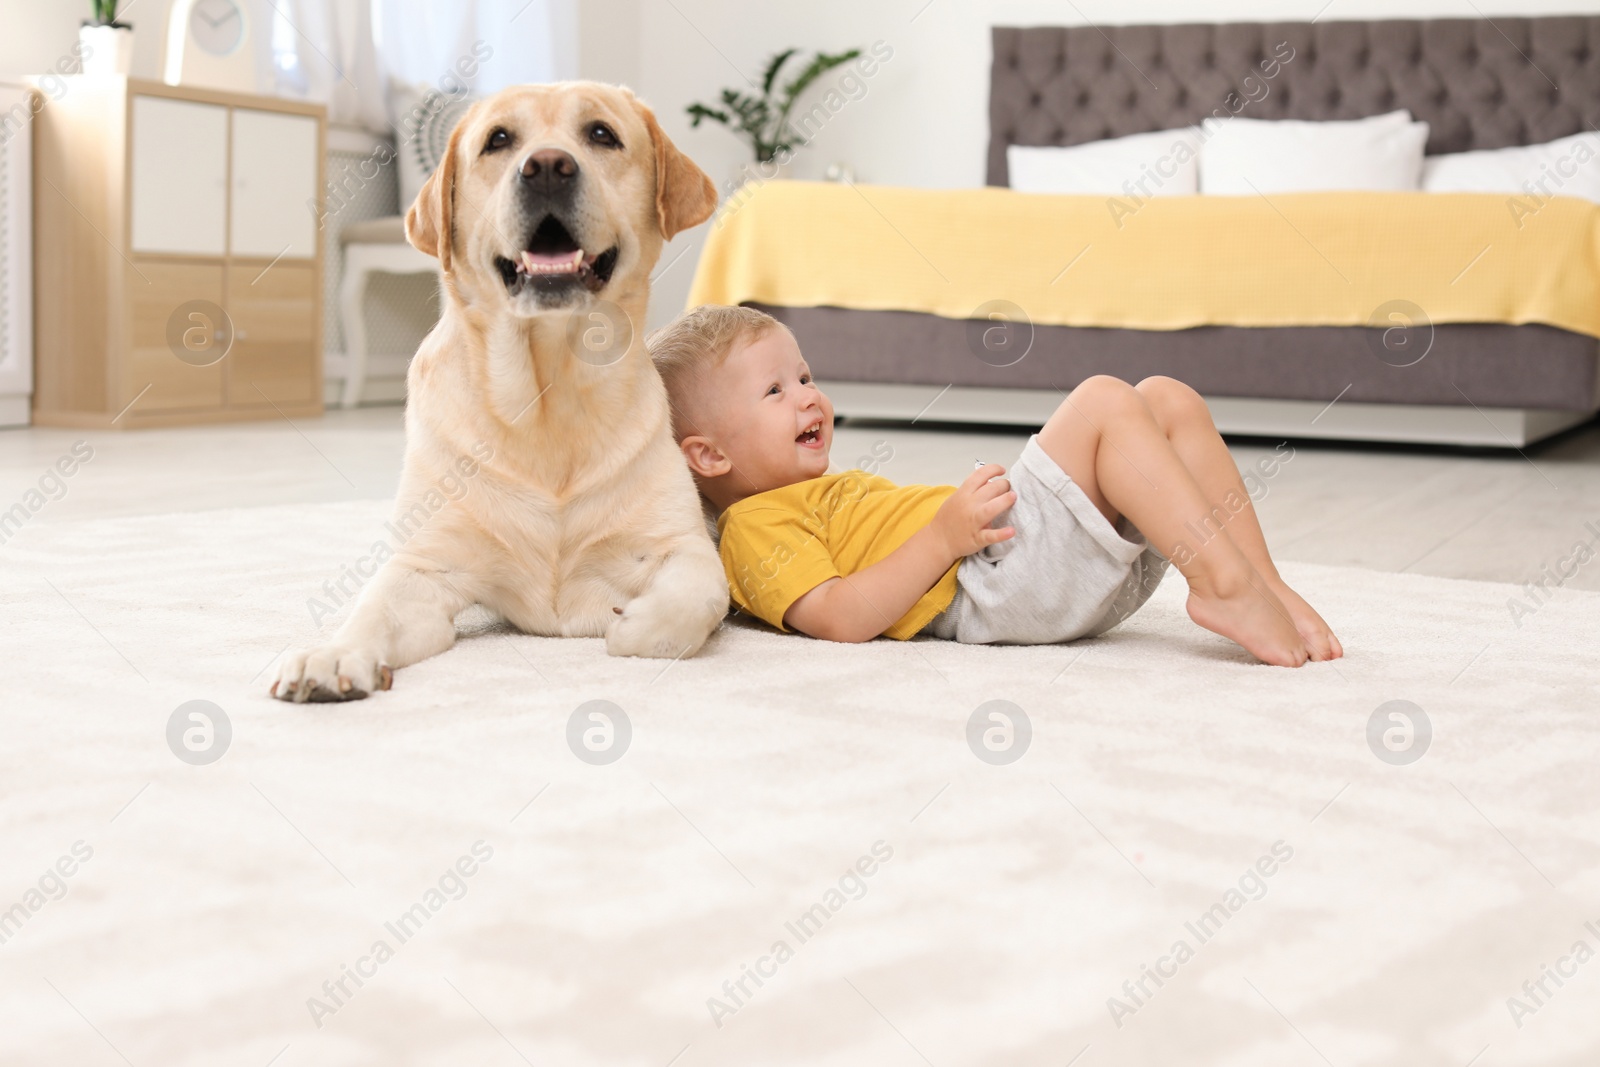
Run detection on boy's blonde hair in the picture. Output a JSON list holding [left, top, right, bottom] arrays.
[[647, 304, 792, 440]]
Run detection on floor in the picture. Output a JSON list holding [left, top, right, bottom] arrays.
[[3, 404, 1598, 592], [6, 402, 1599, 1067]]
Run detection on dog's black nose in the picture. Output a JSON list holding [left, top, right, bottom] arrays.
[[519, 148, 579, 190]]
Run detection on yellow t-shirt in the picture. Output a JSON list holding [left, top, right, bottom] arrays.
[[716, 471, 959, 640]]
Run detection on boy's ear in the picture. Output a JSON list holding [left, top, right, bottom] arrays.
[[679, 434, 732, 479]]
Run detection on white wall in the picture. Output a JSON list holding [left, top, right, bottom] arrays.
[[633, 0, 1600, 323], [0, 0, 167, 79], [578, 0, 640, 89], [0, 3, 90, 78]]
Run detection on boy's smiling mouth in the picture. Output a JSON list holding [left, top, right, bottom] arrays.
[[796, 419, 824, 449]]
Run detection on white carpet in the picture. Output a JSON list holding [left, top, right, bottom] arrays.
[[3, 500, 1598, 1067]]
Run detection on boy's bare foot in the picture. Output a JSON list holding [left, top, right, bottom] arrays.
[[1185, 572, 1310, 667], [1265, 579, 1343, 661]]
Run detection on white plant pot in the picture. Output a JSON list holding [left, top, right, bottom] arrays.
[[726, 157, 794, 192], [79, 24, 135, 78]]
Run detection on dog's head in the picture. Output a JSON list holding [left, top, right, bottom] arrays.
[[405, 81, 717, 315]]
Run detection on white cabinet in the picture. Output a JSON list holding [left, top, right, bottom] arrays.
[[130, 95, 319, 260], [231, 109, 319, 258], [33, 77, 325, 429], [130, 96, 228, 255]]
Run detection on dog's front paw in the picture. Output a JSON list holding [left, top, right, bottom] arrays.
[[606, 594, 719, 659], [271, 646, 392, 703]]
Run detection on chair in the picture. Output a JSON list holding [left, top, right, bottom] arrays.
[[337, 91, 476, 408], [337, 216, 435, 408]]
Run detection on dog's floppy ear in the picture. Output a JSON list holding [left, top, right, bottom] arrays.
[[630, 93, 718, 240], [406, 120, 465, 273]]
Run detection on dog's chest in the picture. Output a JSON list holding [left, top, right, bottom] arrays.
[[467, 474, 675, 626]]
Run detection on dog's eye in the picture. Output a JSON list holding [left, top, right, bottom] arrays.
[[587, 122, 621, 148], [484, 128, 512, 153]]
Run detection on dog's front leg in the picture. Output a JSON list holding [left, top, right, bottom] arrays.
[[607, 538, 729, 659], [272, 562, 470, 702]]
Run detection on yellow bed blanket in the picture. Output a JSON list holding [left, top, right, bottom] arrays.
[[687, 181, 1600, 339]]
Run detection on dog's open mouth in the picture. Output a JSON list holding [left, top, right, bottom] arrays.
[[495, 214, 619, 296]]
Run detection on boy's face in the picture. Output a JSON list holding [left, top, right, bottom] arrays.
[[701, 327, 834, 496]]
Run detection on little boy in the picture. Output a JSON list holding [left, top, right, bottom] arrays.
[[647, 305, 1340, 666]]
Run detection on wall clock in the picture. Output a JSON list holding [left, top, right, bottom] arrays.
[[163, 0, 260, 93]]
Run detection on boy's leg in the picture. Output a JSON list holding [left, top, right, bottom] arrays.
[[1133, 376, 1341, 660], [1036, 376, 1309, 667]]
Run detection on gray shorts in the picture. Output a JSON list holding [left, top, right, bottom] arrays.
[[923, 434, 1170, 644]]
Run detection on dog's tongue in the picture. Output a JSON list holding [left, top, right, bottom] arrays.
[[520, 249, 585, 275]]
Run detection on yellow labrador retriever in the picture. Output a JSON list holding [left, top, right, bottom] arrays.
[[273, 82, 726, 701]]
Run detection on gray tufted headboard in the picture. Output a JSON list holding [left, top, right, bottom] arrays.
[[988, 18, 1600, 186]]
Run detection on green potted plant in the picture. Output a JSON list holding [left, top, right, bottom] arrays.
[[687, 46, 860, 183], [81, 0, 135, 78]]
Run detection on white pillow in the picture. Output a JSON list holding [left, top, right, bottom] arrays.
[[1008, 128, 1202, 197], [387, 79, 478, 215], [1199, 110, 1430, 195], [1422, 132, 1600, 205]]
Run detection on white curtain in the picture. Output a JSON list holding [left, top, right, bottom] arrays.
[[257, 0, 386, 130], [263, 0, 576, 135]]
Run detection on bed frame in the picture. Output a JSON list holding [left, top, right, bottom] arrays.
[[765, 17, 1600, 446]]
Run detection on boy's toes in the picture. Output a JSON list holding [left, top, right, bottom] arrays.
[[1274, 641, 1310, 668], [1263, 632, 1310, 667], [1306, 623, 1344, 661]]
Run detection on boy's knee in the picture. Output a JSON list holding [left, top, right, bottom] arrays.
[[1135, 375, 1209, 425], [1134, 374, 1190, 403], [1071, 374, 1143, 418]]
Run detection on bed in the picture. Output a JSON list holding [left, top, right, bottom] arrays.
[[687, 17, 1600, 447]]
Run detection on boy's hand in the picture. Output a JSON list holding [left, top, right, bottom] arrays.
[[933, 463, 1016, 558]]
